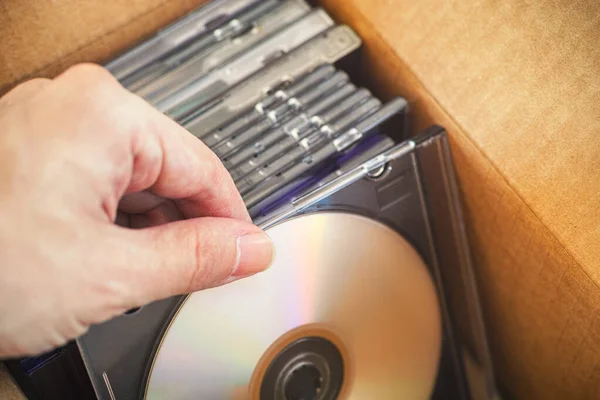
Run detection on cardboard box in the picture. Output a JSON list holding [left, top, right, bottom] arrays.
[[1, 0, 599, 398]]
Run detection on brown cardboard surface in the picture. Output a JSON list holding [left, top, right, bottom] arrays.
[[343, 0, 600, 282], [1, 0, 599, 399], [316, 0, 600, 398]]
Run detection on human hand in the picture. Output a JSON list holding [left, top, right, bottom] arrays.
[[0, 64, 273, 358]]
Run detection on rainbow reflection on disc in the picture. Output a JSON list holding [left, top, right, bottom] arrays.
[[145, 211, 442, 399]]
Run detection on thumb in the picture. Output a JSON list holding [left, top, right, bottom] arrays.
[[114, 217, 274, 307]]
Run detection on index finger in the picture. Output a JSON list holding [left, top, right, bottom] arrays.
[[54, 64, 250, 222], [128, 92, 251, 222]]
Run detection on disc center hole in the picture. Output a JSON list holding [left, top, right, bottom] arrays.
[[284, 362, 323, 400], [260, 336, 343, 400]]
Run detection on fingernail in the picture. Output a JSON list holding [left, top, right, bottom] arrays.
[[231, 232, 274, 277]]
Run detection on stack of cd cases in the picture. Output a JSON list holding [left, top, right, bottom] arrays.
[[4, 1, 503, 400], [104, 0, 408, 218]]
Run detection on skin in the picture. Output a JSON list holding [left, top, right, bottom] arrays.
[[0, 63, 273, 358]]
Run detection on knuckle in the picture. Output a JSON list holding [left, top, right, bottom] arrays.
[[58, 64, 137, 131], [62, 63, 116, 87], [188, 231, 228, 291], [62, 64, 123, 106]]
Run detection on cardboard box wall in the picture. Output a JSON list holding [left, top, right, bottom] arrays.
[[1, 0, 599, 398]]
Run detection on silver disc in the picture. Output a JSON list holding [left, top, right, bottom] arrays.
[[145, 211, 442, 399]]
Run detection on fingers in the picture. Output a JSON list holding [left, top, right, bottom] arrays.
[[53, 63, 250, 223], [109, 217, 274, 307], [130, 203, 184, 229], [125, 93, 251, 222]]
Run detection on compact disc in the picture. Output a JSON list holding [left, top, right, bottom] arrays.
[[145, 211, 442, 399]]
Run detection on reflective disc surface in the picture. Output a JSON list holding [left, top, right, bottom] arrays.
[[146, 211, 442, 399]]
